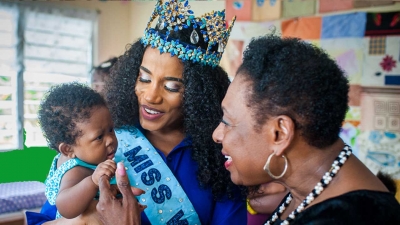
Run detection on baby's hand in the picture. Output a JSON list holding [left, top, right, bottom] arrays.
[[92, 160, 116, 186]]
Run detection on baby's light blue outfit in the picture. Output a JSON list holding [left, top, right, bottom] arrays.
[[44, 153, 97, 219]]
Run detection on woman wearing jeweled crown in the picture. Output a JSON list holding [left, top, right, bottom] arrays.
[[104, 0, 246, 223], [27, 0, 246, 224]]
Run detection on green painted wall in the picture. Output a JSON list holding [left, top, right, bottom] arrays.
[[0, 146, 57, 183]]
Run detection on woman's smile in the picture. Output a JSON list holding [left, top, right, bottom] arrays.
[[141, 105, 165, 120], [224, 154, 233, 169]]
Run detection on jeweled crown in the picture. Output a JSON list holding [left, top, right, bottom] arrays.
[[141, 0, 236, 67]]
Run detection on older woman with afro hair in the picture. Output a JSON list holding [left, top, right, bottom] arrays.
[[212, 35, 400, 225]]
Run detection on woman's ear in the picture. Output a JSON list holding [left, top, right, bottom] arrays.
[[58, 143, 75, 158], [272, 115, 295, 156]]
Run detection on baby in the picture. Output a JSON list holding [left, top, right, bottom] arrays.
[[38, 82, 117, 221]]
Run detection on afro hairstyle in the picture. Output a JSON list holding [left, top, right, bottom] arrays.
[[38, 82, 107, 151], [237, 35, 349, 149]]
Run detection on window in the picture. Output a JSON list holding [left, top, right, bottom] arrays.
[[0, 4, 19, 151], [0, 2, 97, 151]]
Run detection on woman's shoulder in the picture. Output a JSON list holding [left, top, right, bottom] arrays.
[[293, 190, 400, 225]]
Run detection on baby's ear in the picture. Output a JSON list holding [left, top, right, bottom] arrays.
[[58, 143, 75, 158]]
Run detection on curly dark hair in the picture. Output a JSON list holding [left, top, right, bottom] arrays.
[[237, 35, 349, 149], [38, 82, 107, 151], [105, 24, 239, 199]]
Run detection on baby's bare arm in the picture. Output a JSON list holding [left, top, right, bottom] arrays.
[[56, 160, 116, 219], [56, 166, 98, 219]]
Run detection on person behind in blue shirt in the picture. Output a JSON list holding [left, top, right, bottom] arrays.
[[28, 82, 126, 224], [29, 0, 246, 224]]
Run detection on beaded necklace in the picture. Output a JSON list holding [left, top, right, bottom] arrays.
[[265, 145, 352, 225]]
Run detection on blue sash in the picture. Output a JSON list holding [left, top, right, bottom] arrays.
[[114, 127, 201, 225]]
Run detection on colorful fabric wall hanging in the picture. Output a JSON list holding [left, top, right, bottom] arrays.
[[320, 13, 365, 85], [321, 12, 366, 39], [358, 130, 400, 179], [320, 38, 364, 84], [225, 0, 252, 21], [230, 20, 281, 40], [282, 0, 316, 18], [353, 0, 394, 9], [365, 11, 400, 36], [221, 39, 245, 79], [360, 90, 400, 133], [319, 0, 353, 13], [339, 85, 362, 157], [225, 0, 281, 22], [340, 106, 361, 156], [282, 16, 321, 40], [222, 20, 281, 78], [252, 0, 282, 22], [358, 89, 400, 178], [362, 36, 400, 87]]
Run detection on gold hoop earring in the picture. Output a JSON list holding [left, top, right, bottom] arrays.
[[263, 152, 288, 179]]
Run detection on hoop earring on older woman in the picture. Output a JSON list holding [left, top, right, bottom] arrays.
[[263, 153, 288, 179]]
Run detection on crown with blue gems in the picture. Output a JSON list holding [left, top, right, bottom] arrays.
[[141, 0, 236, 67]]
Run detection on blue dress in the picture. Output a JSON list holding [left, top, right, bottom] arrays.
[[26, 137, 246, 225]]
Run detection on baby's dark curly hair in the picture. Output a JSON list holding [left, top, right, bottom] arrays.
[[38, 82, 107, 151], [105, 24, 240, 200], [237, 35, 349, 149]]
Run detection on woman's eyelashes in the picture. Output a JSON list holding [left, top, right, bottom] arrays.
[[138, 71, 151, 83], [221, 119, 230, 126], [164, 82, 181, 92], [138, 72, 182, 92], [138, 76, 150, 83]]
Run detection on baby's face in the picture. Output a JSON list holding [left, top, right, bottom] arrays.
[[72, 106, 118, 165]]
